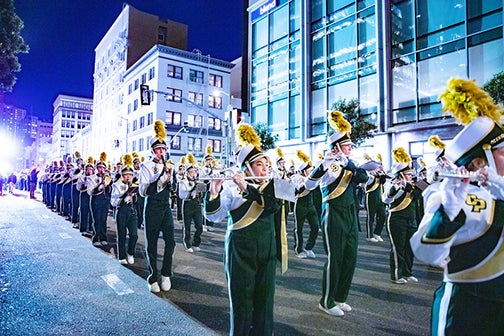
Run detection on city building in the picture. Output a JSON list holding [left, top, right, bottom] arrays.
[[91, 4, 188, 162], [122, 45, 234, 165], [246, 0, 503, 167], [51, 94, 93, 160]]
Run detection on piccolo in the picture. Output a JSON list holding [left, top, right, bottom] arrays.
[[198, 176, 271, 181], [433, 171, 486, 183]]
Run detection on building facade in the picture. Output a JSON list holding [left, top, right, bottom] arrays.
[[122, 45, 234, 165], [51, 94, 93, 160], [91, 4, 188, 162], [247, 0, 503, 167]]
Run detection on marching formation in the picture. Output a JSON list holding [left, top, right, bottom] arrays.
[[34, 77, 504, 335]]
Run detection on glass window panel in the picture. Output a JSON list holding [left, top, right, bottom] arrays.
[[468, 27, 503, 46], [328, 79, 357, 106], [357, 7, 376, 56], [269, 98, 289, 141], [468, 11, 502, 34], [290, 0, 300, 32], [393, 107, 416, 124], [357, 0, 375, 10], [310, 88, 326, 137], [328, 70, 356, 86], [289, 40, 301, 91], [251, 56, 269, 101], [392, 58, 416, 109], [253, 18, 268, 52], [419, 102, 443, 120], [270, 4, 289, 43], [418, 39, 465, 61], [328, 0, 353, 16], [418, 49, 466, 105], [391, 0, 414, 47], [269, 46, 289, 96], [312, 30, 326, 83], [312, 0, 324, 23], [468, 0, 502, 19], [289, 94, 300, 139], [359, 74, 378, 113], [416, 0, 465, 37], [417, 24, 464, 50], [469, 38, 504, 85], [252, 104, 268, 124]]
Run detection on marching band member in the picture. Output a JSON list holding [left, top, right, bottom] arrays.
[[54, 161, 65, 214], [202, 145, 216, 232], [384, 147, 421, 285], [411, 78, 504, 335], [87, 152, 112, 247], [61, 156, 73, 221], [306, 111, 368, 317], [111, 154, 138, 265], [138, 120, 175, 293], [132, 152, 145, 229], [273, 147, 290, 260], [204, 123, 282, 336], [71, 151, 84, 226], [77, 157, 95, 237], [361, 153, 387, 243], [292, 149, 319, 259], [178, 153, 206, 253]]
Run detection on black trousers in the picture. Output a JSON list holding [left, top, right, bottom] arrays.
[[71, 185, 80, 223], [116, 204, 138, 260], [79, 192, 92, 233], [182, 199, 203, 248], [90, 193, 109, 242]]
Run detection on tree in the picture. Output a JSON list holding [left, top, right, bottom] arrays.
[[483, 71, 504, 106], [254, 122, 279, 151], [0, 0, 29, 93], [331, 98, 376, 146]]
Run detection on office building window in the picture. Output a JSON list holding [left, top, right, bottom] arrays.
[[132, 120, 137, 131], [128, 84, 132, 95], [131, 140, 136, 152], [188, 91, 204, 106], [139, 138, 144, 151], [166, 111, 182, 126], [187, 114, 203, 128], [167, 64, 183, 79], [148, 67, 155, 80], [167, 135, 181, 150], [133, 99, 138, 111], [147, 112, 153, 126], [208, 139, 221, 153], [208, 117, 221, 131], [166, 87, 182, 102], [188, 137, 202, 152], [189, 69, 204, 83], [141, 73, 146, 84], [139, 116, 145, 129], [134, 79, 139, 90], [208, 95, 222, 109], [209, 74, 223, 87]]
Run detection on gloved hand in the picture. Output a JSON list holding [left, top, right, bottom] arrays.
[[479, 166, 504, 201], [439, 176, 469, 221]]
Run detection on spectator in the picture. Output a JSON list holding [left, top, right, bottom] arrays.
[[29, 167, 39, 199]]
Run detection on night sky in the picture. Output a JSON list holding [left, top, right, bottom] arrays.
[[6, 0, 244, 122]]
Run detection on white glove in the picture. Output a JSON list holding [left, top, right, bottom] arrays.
[[439, 177, 469, 221], [480, 166, 504, 201], [124, 195, 132, 204]]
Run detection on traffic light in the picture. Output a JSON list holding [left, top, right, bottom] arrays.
[[140, 84, 150, 105]]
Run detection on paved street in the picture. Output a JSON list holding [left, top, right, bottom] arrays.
[[1, 190, 442, 335]]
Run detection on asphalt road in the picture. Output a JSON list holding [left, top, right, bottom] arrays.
[[1, 190, 442, 335]]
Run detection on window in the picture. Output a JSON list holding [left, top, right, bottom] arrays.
[[128, 103, 131, 114], [141, 73, 146, 84], [188, 137, 202, 152], [148, 67, 155, 80], [208, 95, 222, 109], [166, 111, 182, 126], [133, 99, 138, 111], [209, 74, 223, 87], [167, 135, 181, 150], [128, 84, 132, 95], [167, 64, 183, 79], [208, 139, 222, 153], [134, 79, 139, 90], [166, 87, 182, 102], [139, 116, 145, 128], [132, 140, 136, 152], [139, 138, 144, 151], [132, 120, 138, 131], [188, 91, 203, 106], [189, 69, 204, 83], [208, 117, 221, 131], [187, 114, 203, 128], [147, 112, 153, 126]]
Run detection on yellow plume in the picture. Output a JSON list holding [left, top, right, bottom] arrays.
[[363, 153, 372, 161], [180, 156, 187, 165], [187, 153, 195, 166], [439, 77, 503, 125], [296, 150, 310, 163], [141, 156, 145, 162], [87, 156, 94, 165], [107, 161, 111, 170], [74, 151, 81, 159], [206, 145, 213, 155], [392, 147, 411, 164], [328, 110, 351, 133], [417, 157, 426, 167], [290, 159, 295, 166], [235, 123, 262, 148], [123, 154, 133, 167], [99, 152, 107, 163], [428, 135, 446, 150], [376, 153, 383, 163], [154, 120, 166, 141], [276, 147, 284, 159], [132, 151, 139, 159]]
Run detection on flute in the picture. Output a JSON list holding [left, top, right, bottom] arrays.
[[433, 170, 486, 183], [198, 175, 271, 181]]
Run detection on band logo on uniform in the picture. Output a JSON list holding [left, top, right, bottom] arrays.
[[329, 163, 340, 172], [466, 194, 486, 213]]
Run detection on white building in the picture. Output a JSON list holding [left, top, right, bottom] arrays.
[[122, 45, 235, 165]]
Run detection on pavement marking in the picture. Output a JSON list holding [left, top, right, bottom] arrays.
[[58, 233, 72, 239], [101, 273, 134, 296], [41, 215, 50, 219]]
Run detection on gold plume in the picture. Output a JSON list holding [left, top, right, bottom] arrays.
[[206, 145, 213, 155], [87, 156, 94, 165], [141, 156, 145, 162], [418, 157, 426, 167], [180, 156, 187, 165], [438, 77, 503, 125], [99, 152, 107, 163], [187, 153, 195, 166], [132, 151, 139, 159], [123, 154, 133, 167], [75, 151, 81, 159], [296, 150, 310, 163], [235, 123, 262, 148], [154, 120, 166, 141], [276, 147, 284, 159], [392, 147, 411, 164], [363, 153, 372, 161], [428, 135, 446, 150], [107, 161, 111, 170], [376, 153, 383, 163], [328, 110, 351, 133]]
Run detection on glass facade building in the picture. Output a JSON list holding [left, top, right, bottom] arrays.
[[247, 0, 503, 165]]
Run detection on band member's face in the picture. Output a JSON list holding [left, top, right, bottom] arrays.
[[85, 167, 94, 175], [187, 168, 197, 180], [303, 167, 313, 176], [122, 173, 133, 183], [134, 161, 140, 170], [493, 146, 504, 176], [97, 166, 105, 174], [250, 157, 269, 177], [153, 147, 166, 160], [403, 172, 413, 181], [178, 167, 185, 175], [340, 144, 352, 156], [278, 160, 285, 169]]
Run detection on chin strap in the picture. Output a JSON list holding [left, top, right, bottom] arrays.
[[483, 144, 497, 171]]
